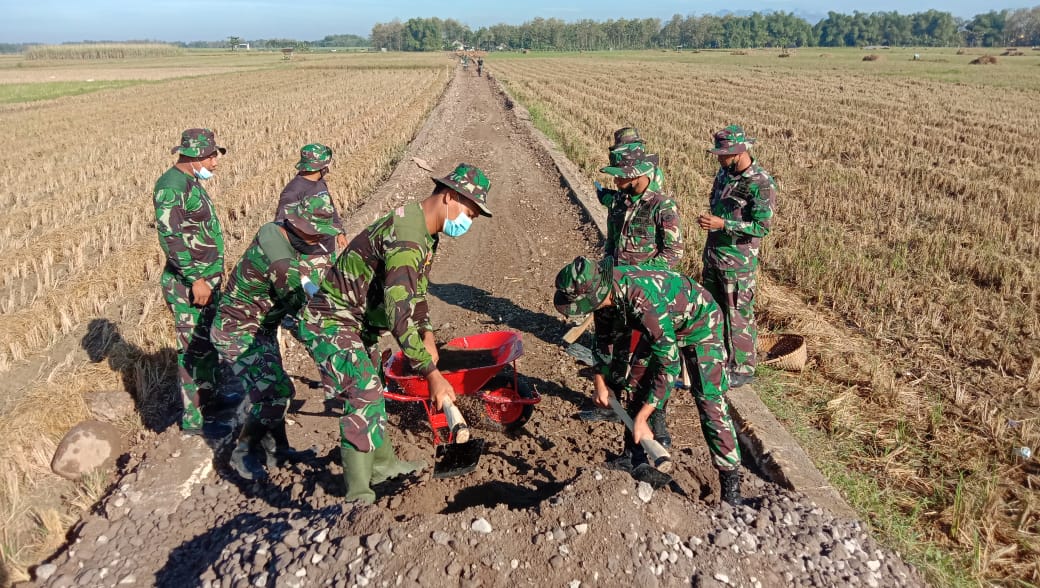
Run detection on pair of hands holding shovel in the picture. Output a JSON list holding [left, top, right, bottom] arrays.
[[423, 330, 470, 443], [592, 374, 672, 474]]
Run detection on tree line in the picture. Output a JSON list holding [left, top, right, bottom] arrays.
[[369, 7, 1040, 51]]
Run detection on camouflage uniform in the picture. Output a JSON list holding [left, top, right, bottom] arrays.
[[555, 257, 741, 472], [274, 143, 344, 259], [702, 125, 778, 379], [211, 194, 338, 425], [595, 129, 684, 445], [596, 129, 683, 270], [299, 164, 493, 455], [154, 128, 227, 431]]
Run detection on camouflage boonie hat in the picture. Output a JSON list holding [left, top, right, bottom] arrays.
[[283, 193, 340, 237], [296, 143, 333, 172], [708, 124, 756, 155], [553, 256, 613, 317], [600, 145, 659, 179], [609, 127, 644, 150], [432, 163, 492, 217], [170, 128, 226, 158]]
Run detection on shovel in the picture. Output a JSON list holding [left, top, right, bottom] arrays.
[[432, 398, 484, 478], [607, 394, 673, 489]]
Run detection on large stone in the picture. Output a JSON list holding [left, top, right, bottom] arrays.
[[51, 420, 122, 480], [85, 390, 136, 422]]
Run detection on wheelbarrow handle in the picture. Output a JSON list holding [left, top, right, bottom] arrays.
[[442, 399, 471, 444], [607, 394, 673, 474]]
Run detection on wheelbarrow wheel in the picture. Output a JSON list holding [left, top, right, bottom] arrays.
[[481, 378, 535, 432]]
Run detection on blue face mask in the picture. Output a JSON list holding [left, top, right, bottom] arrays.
[[192, 163, 213, 181], [443, 201, 472, 238]]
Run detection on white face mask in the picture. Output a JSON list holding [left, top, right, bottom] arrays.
[[192, 162, 213, 180]]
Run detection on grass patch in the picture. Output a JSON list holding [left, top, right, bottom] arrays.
[[0, 80, 147, 103], [754, 370, 975, 587]]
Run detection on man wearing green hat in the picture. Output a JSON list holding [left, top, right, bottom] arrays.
[[153, 128, 227, 434], [275, 143, 347, 255], [593, 128, 684, 448], [697, 125, 778, 388], [298, 163, 492, 503], [554, 256, 745, 507], [212, 192, 340, 480]]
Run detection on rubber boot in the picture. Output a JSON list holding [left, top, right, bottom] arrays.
[[260, 420, 316, 468], [341, 445, 376, 504], [229, 416, 269, 481], [719, 468, 744, 507], [606, 430, 639, 472], [649, 402, 672, 449], [371, 437, 426, 486]]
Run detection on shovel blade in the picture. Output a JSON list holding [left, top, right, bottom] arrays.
[[432, 438, 485, 478], [566, 343, 596, 366], [631, 464, 672, 489]]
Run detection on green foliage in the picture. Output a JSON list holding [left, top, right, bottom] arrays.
[[0, 80, 146, 103]]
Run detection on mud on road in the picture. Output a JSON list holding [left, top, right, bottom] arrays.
[[27, 66, 926, 588]]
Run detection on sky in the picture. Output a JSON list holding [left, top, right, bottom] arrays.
[[2, 0, 1036, 44]]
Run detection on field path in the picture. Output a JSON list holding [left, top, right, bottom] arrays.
[[28, 66, 924, 588]]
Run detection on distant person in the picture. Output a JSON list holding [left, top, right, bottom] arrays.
[[153, 128, 227, 434], [697, 125, 778, 388], [297, 164, 493, 503], [593, 130, 684, 447], [476, 56, 484, 77], [213, 192, 340, 481], [554, 256, 745, 507]]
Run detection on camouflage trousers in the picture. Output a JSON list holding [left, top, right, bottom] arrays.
[[161, 269, 219, 430], [627, 334, 740, 471], [680, 343, 741, 471], [297, 317, 385, 453], [211, 325, 294, 424], [702, 266, 757, 378]]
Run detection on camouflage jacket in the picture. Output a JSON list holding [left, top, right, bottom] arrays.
[[153, 166, 225, 288], [217, 222, 327, 338], [274, 175, 344, 253], [597, 179, 683, 270], [702, 159, 777, 272], [594, 266, 725, 408], [305, 202, 437, 375]]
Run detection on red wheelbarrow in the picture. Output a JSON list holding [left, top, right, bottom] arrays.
[[383, 331, 540, 476]]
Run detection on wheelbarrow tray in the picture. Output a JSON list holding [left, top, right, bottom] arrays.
[[384, 331, 523, 397]]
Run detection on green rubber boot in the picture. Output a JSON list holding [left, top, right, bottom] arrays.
[[341, 445, 376, 504], [371, 437, 426, 486]]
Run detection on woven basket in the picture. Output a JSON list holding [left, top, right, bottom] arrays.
[[756, 333, 807, 372]]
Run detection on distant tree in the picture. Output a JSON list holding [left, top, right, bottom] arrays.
[[228, 36, 243, 50]]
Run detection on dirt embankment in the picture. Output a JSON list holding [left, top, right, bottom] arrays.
[[24, 65, 925, 588]]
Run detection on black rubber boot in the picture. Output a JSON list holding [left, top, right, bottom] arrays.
[[719, 468, 744, 507], [606, 427, 641, 473], [649, 402, 672, 449], [229, 415, 269, 481], [260, 419, 316, 468]]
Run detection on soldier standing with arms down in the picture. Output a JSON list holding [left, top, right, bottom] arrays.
[[298, 164, 493, 503], [593, 131, 683, 447], [554, 256, 745, 506], [213, 190, 340, 481], [153, 128, 227, 435], [698, 125, 778, 388]]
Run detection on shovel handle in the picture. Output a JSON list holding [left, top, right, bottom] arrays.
[[442, 399, 470, 444], [608, 394, 672, 473], [563, 314, 594, 344]]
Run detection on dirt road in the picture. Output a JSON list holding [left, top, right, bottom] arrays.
[[28, 66, 925, 588]]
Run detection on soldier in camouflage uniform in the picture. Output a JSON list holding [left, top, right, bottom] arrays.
[[153, 128, 227, 434], [298, 163, 493, 503], [554, 256, 745, 507], [698, 125, 778, 388], [212, 192, 340, 480], [274, 143, 347, 256], [594, 132, 684, 447]]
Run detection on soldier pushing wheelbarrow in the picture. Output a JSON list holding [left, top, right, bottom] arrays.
[[292, 163, 493, 504]]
